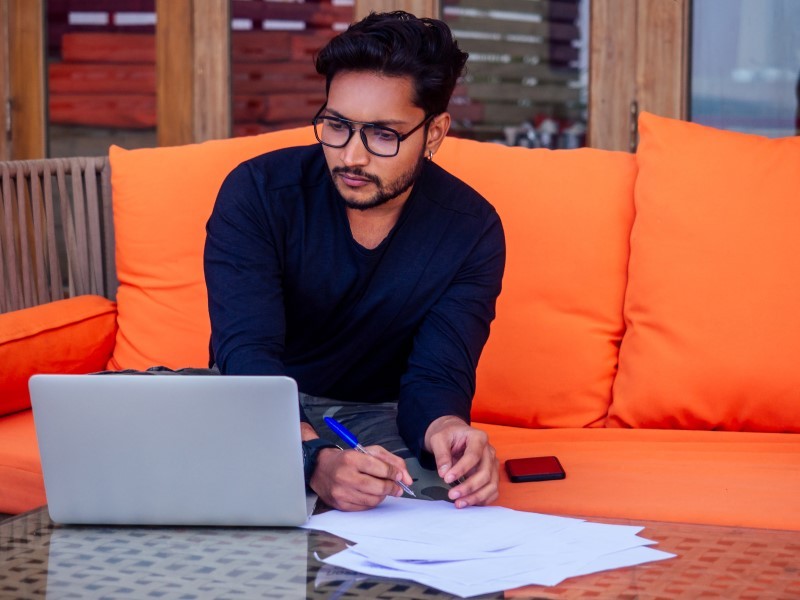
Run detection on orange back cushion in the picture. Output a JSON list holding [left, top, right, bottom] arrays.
[[609, 112, 800, 431], [436, 138, 637, 428], [108, 128, 315, 370]]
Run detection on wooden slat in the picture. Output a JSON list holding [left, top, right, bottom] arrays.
[[233, 78, 324, 96], [49, 24, 156, 56], [233, 120, 309, 137], [458, 37, 548, 57], [482, 102, 554, 124], [233, 64, 324, 95], [232, 31, 293, 63], [9, 0, 46, 159], [291, 32, 339, 62], [156, 0, 193, 146], [233, 1, 352, 27], [233, 30, 336, 63], [548, 0, 580, 22], [444, 0, 578, 19], [48, 0, 155, 11], [462, 82, 580, 103], [635, 0, 689, 122], [193, 0, 230, 142], [61, 32, 156, 63], [446, 101, 484, 122], [354, 0, 439, 20], [233, 92, 326, 123], [49, 63, 155, 94], [60, 31, 327, 65], [445, 14, 579, 42], [465, 60, 579, 84], [50, 94, 155, 128], [234, 60, 318, 78], [458, 37, 579, 63], [443, 0, 546, 14], [448, 123, 512, 142]]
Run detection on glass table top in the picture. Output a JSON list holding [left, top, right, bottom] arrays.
[[1, 507, 504, 599], [3, 506, 799, 599]]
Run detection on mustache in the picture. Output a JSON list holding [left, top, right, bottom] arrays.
[[331, 167, 381, 186]]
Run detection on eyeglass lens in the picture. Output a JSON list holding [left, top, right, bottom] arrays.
[[315, 117, 399, 156]]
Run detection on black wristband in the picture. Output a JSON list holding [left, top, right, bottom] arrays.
[[302, 438, 338, 487]]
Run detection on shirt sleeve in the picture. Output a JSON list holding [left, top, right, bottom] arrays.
[[204, 162, 308, 419], [396, 209, 506, 462]]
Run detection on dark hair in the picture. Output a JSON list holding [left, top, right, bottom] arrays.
[[315, 11, 468, 116]]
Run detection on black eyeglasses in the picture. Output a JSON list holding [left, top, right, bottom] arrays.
[[312, 104, 433, 158]]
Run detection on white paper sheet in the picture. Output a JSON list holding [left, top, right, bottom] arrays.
[[302, 496, 581, 550], [304, 497, 676, 598]]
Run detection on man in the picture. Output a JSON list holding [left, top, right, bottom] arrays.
[[204, 11, 505, 512]]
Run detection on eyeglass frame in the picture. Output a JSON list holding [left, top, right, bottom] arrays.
[[311, 103, 434, 158]]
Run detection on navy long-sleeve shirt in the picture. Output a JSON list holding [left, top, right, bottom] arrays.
[[204, 144, 505, 458]]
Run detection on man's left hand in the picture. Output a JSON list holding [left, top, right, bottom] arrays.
[[424, 415, 499, 508]]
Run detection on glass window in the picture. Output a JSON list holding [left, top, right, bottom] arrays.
[[691, 0, 800, 137]]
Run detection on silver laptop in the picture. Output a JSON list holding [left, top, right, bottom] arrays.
[[29, 374, 316, 526]]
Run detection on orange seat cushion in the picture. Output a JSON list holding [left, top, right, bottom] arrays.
[[0, 410, 45, 513], [108, 128, 315, 370], [0, 295, 117, 417], [436, 140, 636, 428], [609, 113, 800, 432], [479, 423, 800, 531]]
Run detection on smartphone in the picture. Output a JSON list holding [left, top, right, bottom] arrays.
[[505, 456, 566, 483]]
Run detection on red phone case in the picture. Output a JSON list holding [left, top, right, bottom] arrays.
[[505, 456, 566, 482]]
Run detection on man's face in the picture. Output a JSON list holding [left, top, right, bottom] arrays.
[[320, 71, 429, 211]]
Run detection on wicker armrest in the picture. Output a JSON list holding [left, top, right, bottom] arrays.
[[0, 157, 117, 314]]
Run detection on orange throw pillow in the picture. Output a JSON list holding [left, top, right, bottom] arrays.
[[0, 295, 117, 416], [609, 113, 800, 432], [436, 138, 637, 428], [108, 128, 315, 370]]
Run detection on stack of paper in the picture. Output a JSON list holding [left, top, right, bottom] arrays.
[[302, 497, 674, 597]]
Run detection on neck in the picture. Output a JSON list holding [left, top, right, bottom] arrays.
[[346, 194, 409, 250]]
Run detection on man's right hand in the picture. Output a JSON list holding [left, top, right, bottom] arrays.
[[310, 445, 413, 511]]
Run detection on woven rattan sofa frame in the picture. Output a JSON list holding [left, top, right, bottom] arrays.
[[0, 156, 117, 314]]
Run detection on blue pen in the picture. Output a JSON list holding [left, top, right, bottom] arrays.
[[323, 416, 416, 497]]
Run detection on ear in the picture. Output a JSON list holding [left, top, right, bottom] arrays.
[[425, 112, 451, 157]]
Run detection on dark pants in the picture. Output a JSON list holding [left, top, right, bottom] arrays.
[[300, 394, 451, 502]]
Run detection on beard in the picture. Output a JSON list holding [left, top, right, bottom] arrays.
[[332, 153, 427, 211]]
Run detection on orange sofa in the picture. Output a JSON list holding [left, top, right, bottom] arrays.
[[2, 113, 799, 530]]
